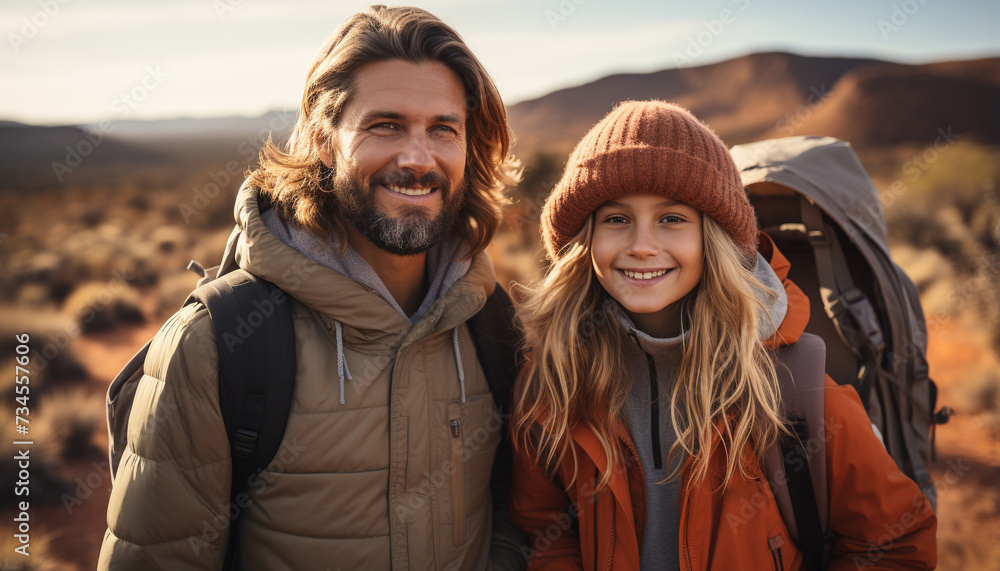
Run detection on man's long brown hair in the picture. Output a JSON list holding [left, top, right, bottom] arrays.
[[246, 5, 520, 256]]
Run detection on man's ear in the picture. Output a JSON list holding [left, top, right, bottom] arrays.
[[314, 132, 334, 168]]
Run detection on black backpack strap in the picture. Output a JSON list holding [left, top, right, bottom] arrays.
[[186, 269, 296, 570], [800, 199, 884, 405], [466, 283, 524, 508], [780, 419, 826, 571], [467, 283, 522, 416]]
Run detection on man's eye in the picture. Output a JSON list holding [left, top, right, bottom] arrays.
[[371, 123, 398, 131], [433, 125, 457, 134]]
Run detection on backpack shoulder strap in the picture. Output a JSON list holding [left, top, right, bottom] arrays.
[[185, 269, 296, 569], [466, 283, 523, 417], [766, 332, 829, 571], [465, 282, 524, 510]]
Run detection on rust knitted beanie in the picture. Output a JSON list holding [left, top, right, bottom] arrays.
[[541, 100, 757, 261]]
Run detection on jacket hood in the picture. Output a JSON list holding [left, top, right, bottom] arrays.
[[215, 181, 497, 342], [757, 230, 810, 348]]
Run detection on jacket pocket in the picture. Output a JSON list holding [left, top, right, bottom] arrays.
[[768, 534, 785, 571], [450, 415, 466, 546]]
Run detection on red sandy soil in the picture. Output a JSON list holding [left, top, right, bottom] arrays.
[[7, 302, 998, 570], [925, 320, 1000, 570]]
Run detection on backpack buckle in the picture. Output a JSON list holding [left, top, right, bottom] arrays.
[[233, 428, 258, 458], [827, 288, 886, 357]]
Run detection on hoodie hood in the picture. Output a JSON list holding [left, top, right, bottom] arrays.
[[215, 181, 496, 335], [260, 198, 472, 323], [213, 181, 497, 404]]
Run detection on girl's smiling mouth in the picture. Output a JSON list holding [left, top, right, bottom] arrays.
[[619, 268, 675, 281]]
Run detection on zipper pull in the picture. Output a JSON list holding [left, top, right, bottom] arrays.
[[450, 418, 461, 438]]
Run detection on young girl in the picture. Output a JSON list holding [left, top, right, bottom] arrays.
[[509, 101, 937, 570]]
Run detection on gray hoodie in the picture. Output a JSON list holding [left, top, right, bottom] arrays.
[[619, 252, 787, 571]]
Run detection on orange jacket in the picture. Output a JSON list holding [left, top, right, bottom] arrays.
[[509, 234, 937, 570]]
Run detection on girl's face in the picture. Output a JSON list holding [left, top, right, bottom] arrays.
[[591, 193, 703, 337]]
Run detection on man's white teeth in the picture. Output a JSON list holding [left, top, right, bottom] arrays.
[[388, 185, 432, 196], [624, 269, 668, 280]]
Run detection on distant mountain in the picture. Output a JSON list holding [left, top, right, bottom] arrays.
[[88, 110, 297, 141], [766, 58, 1000, 146], [3, 52, 997, 189], [0, 111, 298, 188], [506, 52, 1000, 158], [0, 124, 168, 187]]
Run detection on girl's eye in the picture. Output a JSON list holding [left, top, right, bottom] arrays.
[[603, 215, 629, 225], [661, 214, 686, 224]]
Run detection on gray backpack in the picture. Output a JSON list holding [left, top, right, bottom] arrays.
[[732, 136, 952, 569]]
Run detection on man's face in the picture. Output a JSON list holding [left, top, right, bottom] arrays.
[[317, 59, 468, 256]]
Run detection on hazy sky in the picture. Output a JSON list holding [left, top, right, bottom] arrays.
[[2, 0, 997, 126]]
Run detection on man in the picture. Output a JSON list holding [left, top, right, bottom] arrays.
[[99, 6, 525, 569]]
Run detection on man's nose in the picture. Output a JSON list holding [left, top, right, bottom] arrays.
[[396, 132, 435, 177]]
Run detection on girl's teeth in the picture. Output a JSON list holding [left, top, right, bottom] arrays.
[[624, 269, 667, 280], [388, 185, 432, 196]]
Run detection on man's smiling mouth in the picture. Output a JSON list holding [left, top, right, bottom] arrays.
[[387, 184, 434, 196]]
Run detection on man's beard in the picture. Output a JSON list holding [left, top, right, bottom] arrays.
[[331, 167, 465, 257]]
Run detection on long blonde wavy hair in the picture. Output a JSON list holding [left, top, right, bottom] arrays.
[[513, 214, 788, 490], [245, 5, 520, 257]]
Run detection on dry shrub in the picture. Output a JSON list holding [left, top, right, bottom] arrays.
[[0, 528, 62, 571], [148, 225, 190, 255], [154, 271, 200, 319], [190, 227, 236, 272], [888, 205, 988, 276], [487, 231, 545, 291], [14, 284, 58, 312], [890, 244, 955, 296], [962, 366, 1000, 428], [61, 282, 145, 334], [33, 389, 105, 461], [0, 307, 89, 395]]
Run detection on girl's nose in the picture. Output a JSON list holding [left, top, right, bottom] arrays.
[[626, 226, 658, 258]]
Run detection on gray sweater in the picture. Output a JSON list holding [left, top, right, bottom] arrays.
[[619, 252, 787, 570]]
